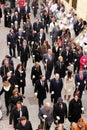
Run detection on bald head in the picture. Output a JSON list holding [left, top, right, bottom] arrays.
[[45, 102, 51, 111]]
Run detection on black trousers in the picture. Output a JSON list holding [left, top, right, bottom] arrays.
[[21, 60, 27, 69], [38, 98, 44, 108], [9, 46, 16, 57], [18, 87, 25, 95]]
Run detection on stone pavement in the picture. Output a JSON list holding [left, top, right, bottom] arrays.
[[0, 3, 87, 130]]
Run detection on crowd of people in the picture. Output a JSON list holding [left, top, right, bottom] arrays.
[[0, 0, 87, 130]]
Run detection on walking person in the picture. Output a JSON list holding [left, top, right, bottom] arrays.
[[34, 75, 48, 108], [15, 64, 26, 98], [38, 102, 53, 130], [9, 101, 29, 129], [50, 73, 63, 104], [20, 40, 30, 70]]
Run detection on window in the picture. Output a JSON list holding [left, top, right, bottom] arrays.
[[72, 0, 77, 9]]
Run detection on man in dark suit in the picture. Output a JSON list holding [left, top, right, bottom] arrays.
[[16, 28, 26, 57], [43, 49, 55, 80], [9, 101, 29, 129], [20, 40, 30, 69], [33, 18, 43, 33], [75, 69, 86, 98], [50, 73, 63, 104], [54, 56, 66, 78], [7, 29, 16, 58], [34, 75, 48, 108], [11, 11, 21, 26], [62, 45, 73, 68], [16, 116, 33, 130], [4, 3, 11, 28], [53, 97, 67, 124], [15, 3, 22, 22], [52, 42, 60, 65], [43, 11, 50, 33], [36, 28, 46, 45], [22, 2, 30, 23]]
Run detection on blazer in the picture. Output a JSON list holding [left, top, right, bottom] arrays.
[[53, 102, 67, 123], [16, 120, 33, 130], [20, 45, 30, 61], [50, 78, 63, 99], [9, 105, 29, 128], [31, 65, 42, 84], [36, 32, 46, 45], [34, 79, 48, 100]]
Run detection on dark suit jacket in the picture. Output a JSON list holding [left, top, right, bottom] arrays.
[[33, 22, 43, 33], [62, 50, 73, 66], [20, 45, 30, 62], [50, 78, 63, 99], [34, 79, 48, 100], [68, 98, 82, 123], [31, 65, 42, 85], [15, 69, 26, 87], [9, 105, 29, 128], [36, 32, 46, 44], [75, 72, 86, 91], [54, 61, 66, 78], [43, 53, 55, 71], [53, 102, 67, 123], [16, 120, 33, 130], [12, 15, 21, 25]]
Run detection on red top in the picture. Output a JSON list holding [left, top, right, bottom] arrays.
[[18, 0, 26, 8]]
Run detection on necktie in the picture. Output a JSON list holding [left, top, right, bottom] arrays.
[[80, 75, 83, 80]]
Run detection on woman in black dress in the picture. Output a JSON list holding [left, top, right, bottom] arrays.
[[15, 64, 26, 98]]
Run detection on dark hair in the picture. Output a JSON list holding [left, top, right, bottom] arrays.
[[20, 116, 26, 121], [16, 64, 23, 70], [67, 70, 72, 79], [37, 124, 43, 130]]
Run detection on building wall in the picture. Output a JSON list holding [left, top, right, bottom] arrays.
[[63, 0, 87, 21]]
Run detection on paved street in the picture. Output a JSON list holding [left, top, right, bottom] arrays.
[[0, 2, 87, 130]]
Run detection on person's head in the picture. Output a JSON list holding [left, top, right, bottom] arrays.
[[3, 81, 11, 91], [66, 45, 70, 51], [67, 70, 72, 78], [35, 61, 40, 67], [4, 59, 9, 67], [45, 102, 51, 111], [40, 28, 44, 34], [57, 97, 63, 104], [16, 101, 22, 109], [58, 56, 63, 62], [40, 75, 45, 81], [26, 18, 31, 24], [14, 20, 18, 26], [15, 11, 18, 16], [35, 18, 39, 23], [48, 49, 52, 55], [74, 93, 79, 101], [79, 69, 83, 75], [12, 88, 19, 97], [23, 40, 27, 47], [51, 16, 56, 22], [20, 116, 27, 126], [16, 64, 23, 70], [18, 28, 22, 33], [37, 124, 43, 130], [54, 73, 60, 80], [57, 124, 64, 130]]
